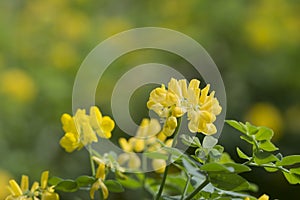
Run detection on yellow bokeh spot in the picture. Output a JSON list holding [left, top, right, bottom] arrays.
[[245, 102, 283, 141], [98, 17, 132, 38], [50, 42, 79, 69], [0, 170, 11, 199], [0, 69, 37, 102]]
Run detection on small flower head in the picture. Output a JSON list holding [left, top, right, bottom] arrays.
[[59, 106, 115, 153], [147, 78, 222, 136], [90, 163, 109, 200], [5, 171, 59, 200]]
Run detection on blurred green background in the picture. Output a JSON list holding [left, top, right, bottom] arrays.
[[0, 0, 299, 199]]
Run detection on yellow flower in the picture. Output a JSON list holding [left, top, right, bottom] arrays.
[[5, 171, 59, 200], [59, 106, 115, 152], [90, 163, 109, 200], [258, 194, 269, 200], [147, 78, 222, 136]]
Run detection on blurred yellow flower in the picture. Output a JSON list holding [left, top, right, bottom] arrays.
[[245, 102, 283, 141], [49, 42, 79, 69], [60, 106, 115, 152], [152, 159, 166, 174], [118, 119, 161, 153], [57, 11, 90, 41], [0, 69, 37, 103], [244, 0, 300, 51], [98, 17, 132, 38], [118, 118, 174, 173], [5, 171, 59, 200], [0, 170, 11, 199]]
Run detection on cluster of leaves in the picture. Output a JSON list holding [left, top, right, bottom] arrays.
[[46, 120, 300, 199], [227, 120, 300, 185]]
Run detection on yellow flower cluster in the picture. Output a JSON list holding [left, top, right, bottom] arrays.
[[90, 162, 109, 200], [147, 78, 222, 136], [118, 119, 173, 173], [59, 106, 115, 152], [5, 171, 59, 200]]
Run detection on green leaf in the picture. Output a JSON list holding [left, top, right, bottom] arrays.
[[258, 140, 278, 152], [203, 136, 218, 149], [254, 151, 278, 165], [245, 122, 259, 135], [180, 135, 202, 148], [75, 176, 95, 187], [182, 158, 203, 177], [283, 171, 300, 184], [201, 163, 230, 172], [223, 163, 251, 173], [236, 147, 250, 160], [55, 180, 78, 192], [226, 120, 247, 134], [276, 155, 300, 166], [290, 168, 300, 175], [264, 166, 279, 172], [208, 173, 250, 191], [104, 180, 124, 192], [255, 127, 274, 141], [117, 176, 142, 189], [240, 135, 253, 144], [48, 176, 63, 186]]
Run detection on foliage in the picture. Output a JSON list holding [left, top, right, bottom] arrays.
[[4, 78, 300, 200]]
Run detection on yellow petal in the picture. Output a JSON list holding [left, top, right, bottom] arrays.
[[119, 138, 132, 152], [21, 175, 29, 191], [133, 139, 145, 152], [61, 113, 77, 133], [117, 153, 130, 165], [81, 122, 98, 145], [90, 179, 100, 199], [96, 163, 106, 180], [30, 181, 39, 192], [40, 171, 49, 189], [166, 116, 177, 130], [101, 116, 115, 134], [89, 106, 102, 130], [258, 194, 269, 200], [41, 191, 60, 200], [172, 106, 184, 117], [152, 159, 166, 174], [59, 132, 80, 153], [8, 179, 23, 196], [199, 84, 210, 104], [156, 132, 167, 142], [99, 181, 109, 199], [128, 153, 141, 169]]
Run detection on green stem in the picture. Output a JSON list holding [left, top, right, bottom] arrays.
[[184, 178, 209, 200], [155, 117, 182, 200], [247, 162, 290, 173], [88, 145, 96, 176], [142, 154, 147, 190], [180, 175, 191, 200]]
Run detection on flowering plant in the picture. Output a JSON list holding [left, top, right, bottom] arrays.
[[5, 78, 300, 200]]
